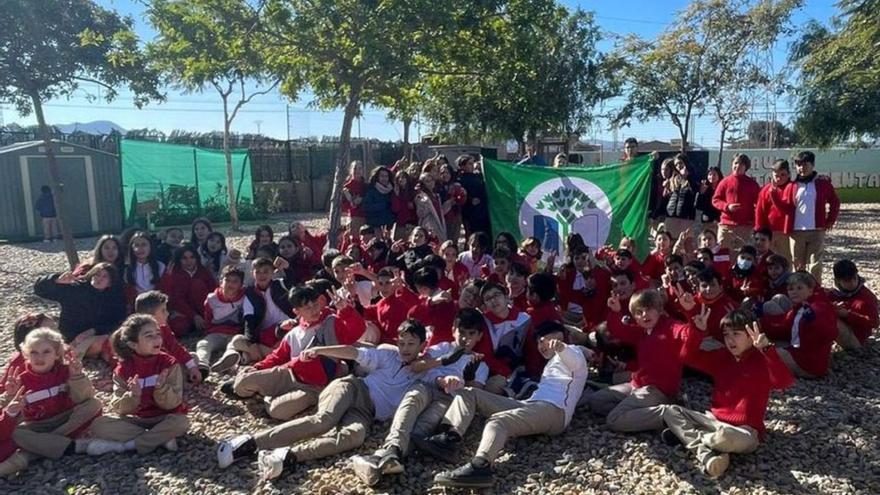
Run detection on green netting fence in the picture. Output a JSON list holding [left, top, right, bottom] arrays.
[[121, 139, 256, 226]]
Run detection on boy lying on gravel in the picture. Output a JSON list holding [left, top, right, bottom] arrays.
[[661, 309, 794, 478], [216, 319, 428, 480]]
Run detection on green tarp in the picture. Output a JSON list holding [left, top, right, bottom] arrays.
[[121, 139, 252, 221], [483, 155, 654, 256]]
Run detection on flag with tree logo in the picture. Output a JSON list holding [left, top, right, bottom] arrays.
[[482, 155, 653, 256]]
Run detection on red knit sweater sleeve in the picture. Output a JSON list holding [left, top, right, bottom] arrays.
[[607, 311, 644, 346], [335, 306, 366, 345], [160, 324, 193, 368], [764, 346, 795, 391], [253, 339, 291, 370]]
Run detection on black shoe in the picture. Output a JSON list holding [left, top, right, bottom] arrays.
[[377, 446, 404, 475], [413, 431, 461, 463], [199, 367, 210, 382], [660, 428, 681, 446], [218, 379, 238, 398], [434, 459, 494, 488]]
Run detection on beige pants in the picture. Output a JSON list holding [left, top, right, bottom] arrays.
[[90, 414, 189, 454], [790, 229, 825, 282], [587, 383, 670, 432], [717, 224, 752, 251], [484, 375, 508, 395], [382, 382, 451, 456], [233, 366, 319, 420], [442, 387, 566, 462], [762, 294, 792, 317], [195, 333, 233, 369], [770, 231, 792, 261], [775, 347, 816, 379], [836, 320, 863, 351], [662, 405, 759, 469], [0, 451, 28, 477], [12, 398, 102, 459], [228, 335, 272, 365], [254, 376, 373, 462]]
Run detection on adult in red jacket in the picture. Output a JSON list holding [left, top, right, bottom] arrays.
[[755, 159, 793, 261], [774, 151, 840, 281], [159, 246, 217, 337], [712, 153, 760, 251]]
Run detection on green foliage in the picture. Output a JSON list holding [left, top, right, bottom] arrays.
[[422, 2, 612, 145], [536, 187, 597, 225], [0, 0, 162, 113], [790, 0, 880, 146]]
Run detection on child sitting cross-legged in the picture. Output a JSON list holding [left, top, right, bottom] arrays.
[[829, 259, 879, 350], [87, 315, 189, 455], [216, 320, 429, 481], [419, 320, 592, 490], [661, 309, 794, 478], [134, 291, 202, 384], [349, 308, 490, 486]]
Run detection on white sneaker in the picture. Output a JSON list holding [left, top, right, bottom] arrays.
[[258, 447, 290, 481], [86, 439, 125, 456], [211, 351, 241, 373], [705, 453, 730, 478], [163, 438, 179, 452], [217, 434, 252, 469]]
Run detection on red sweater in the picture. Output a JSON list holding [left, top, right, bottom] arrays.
[[343, 178, 366, 217], [0, 410, 18, 463], [828, 284, 879, 345], [363, 288, 420, 344], [761, 294, 838, 377], [725, 268, 767, 302], [640, 252, 667, 282], [556, 265, 611, 327], [712, 174, 761, 226], [683, 346, 794, 438], [755, 182, 790, 232], [607, 314, 702, 398], [686, 293, 738, 342], [19, 363, 90, 422], [473, 308, 532, 377], [408, 295, 457, 347], [159, 267, 216, 322], [523, 301, 562, 378], [159, 324, 195, 370], [776, 175, 840, 234], [115, 353, 187, 418]]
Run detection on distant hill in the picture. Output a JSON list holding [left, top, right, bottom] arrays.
[[55, 120, 126, 135]]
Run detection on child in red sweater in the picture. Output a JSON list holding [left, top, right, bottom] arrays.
[[725, 245, 766, 302], [196, 266, 247, 378], [363, 268, 420, 345], [158, 245, 215, 337], [678, 269, 738, 351], [0, 313, 57, 399], [755, 159, 792, 260], [829, 260, 879, 350], [522, 272, 562, 379], [12, 329, 101, 466], [588, 289, 703, 432], [135, 291, 202, 384], [712, 153, 761, 250], [506, 262, 530, 311], [761, 272, 838, 378], [662, 309, 795, 478], [557, 245, 610, 328], [474, 283, 532, 394], [222, 286, 364, 420], [87, 315, 188, 455], [641, 231, 673, 284], [408, 268, 457, 347]]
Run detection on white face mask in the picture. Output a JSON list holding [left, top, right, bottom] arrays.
[[737, 258, 753, 271]]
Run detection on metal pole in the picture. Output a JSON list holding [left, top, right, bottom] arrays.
[[192, 148, 201, 216], [286, 104, 291, 142]]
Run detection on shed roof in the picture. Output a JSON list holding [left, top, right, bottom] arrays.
[[0, 140, 117, 157]]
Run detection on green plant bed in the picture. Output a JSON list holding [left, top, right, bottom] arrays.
[[837, 188, 880, 203]]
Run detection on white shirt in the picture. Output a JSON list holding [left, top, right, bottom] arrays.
[[527, 344, 589, 426], [791, 306, 806, 348], [422, 342, 489, 386], [458, 252, 493, 279], [356, 348, 422, 421], [794, 181, 817, 230], [132, 261, 165, 294]]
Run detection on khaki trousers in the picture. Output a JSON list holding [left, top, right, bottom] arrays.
[[717, 224, 752, 251], [90, 414, 189, 454], [662, 405, 759, 468], [254, 376, 374, 462], [233, 366, 319, 420], [195, 333, 232, 369], [770, 231, 792, 261], [12, 398, 102, 459], [442, 387, 566, 462], [484, 375, 508, 395], [836, 320, 863, 351], [789, 229, 825, 281], [776, 347, 816, 379], [228, 335, 272, 365], [382, 382, 451, 456], [587, 383, 670, 432], [0, 451, 28, 477]]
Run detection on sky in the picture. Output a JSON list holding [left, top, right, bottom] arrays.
[[1, 0, 840, 149]]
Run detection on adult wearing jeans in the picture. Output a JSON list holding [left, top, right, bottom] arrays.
[[778, 151, 840, 281], [712, 154, 760, 251]]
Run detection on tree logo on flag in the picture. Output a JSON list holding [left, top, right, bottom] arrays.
[[518, 177, 613, 253]]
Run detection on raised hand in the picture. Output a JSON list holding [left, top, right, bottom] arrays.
[[692, 304, 711, 331], [65, 345, 83, 375], [607, 294, 622, 313], [440, 375, 464, 394], [676, 283, 696, 312], [56, 271, 77, 285], [430, 289, 452, 305], [746, 322, 770, 350], [547, 338, 566, 354], [4, 386, 26, 416], [300, 349, 318, 362], [3, 371, 23, 405], [273, 256, 290, 271], [128, 375, 142, 397]]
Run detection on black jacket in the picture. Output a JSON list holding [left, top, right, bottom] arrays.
[[33, 274, 127, 342], [666, 180, 697, 220], [243, 280, 295, 344]]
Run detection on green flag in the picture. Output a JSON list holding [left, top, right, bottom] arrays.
[[483, 155, 653, 256]]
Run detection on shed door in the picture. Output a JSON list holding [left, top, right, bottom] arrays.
[[23, 156, 95, 236]]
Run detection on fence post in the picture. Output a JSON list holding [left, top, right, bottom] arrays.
[[286, 140, 293, 182], [307, 145, 315, 212], [192, 148, 202, 216]]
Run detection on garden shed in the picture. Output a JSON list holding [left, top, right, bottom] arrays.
[[0, 140, 123, 240]]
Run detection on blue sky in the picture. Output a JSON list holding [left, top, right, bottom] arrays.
[[2, 0, 839, 148]]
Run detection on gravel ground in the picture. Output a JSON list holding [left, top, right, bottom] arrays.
[[1, 206, 879, 495]]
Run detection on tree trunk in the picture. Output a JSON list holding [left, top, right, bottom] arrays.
[[31, 94, 79, 269], [717, 125, 727, 168], [327, 86, 362, 248], [402, 116, 412, 162], [679, 115, 690, 154], [222, 97, 240, 230]]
